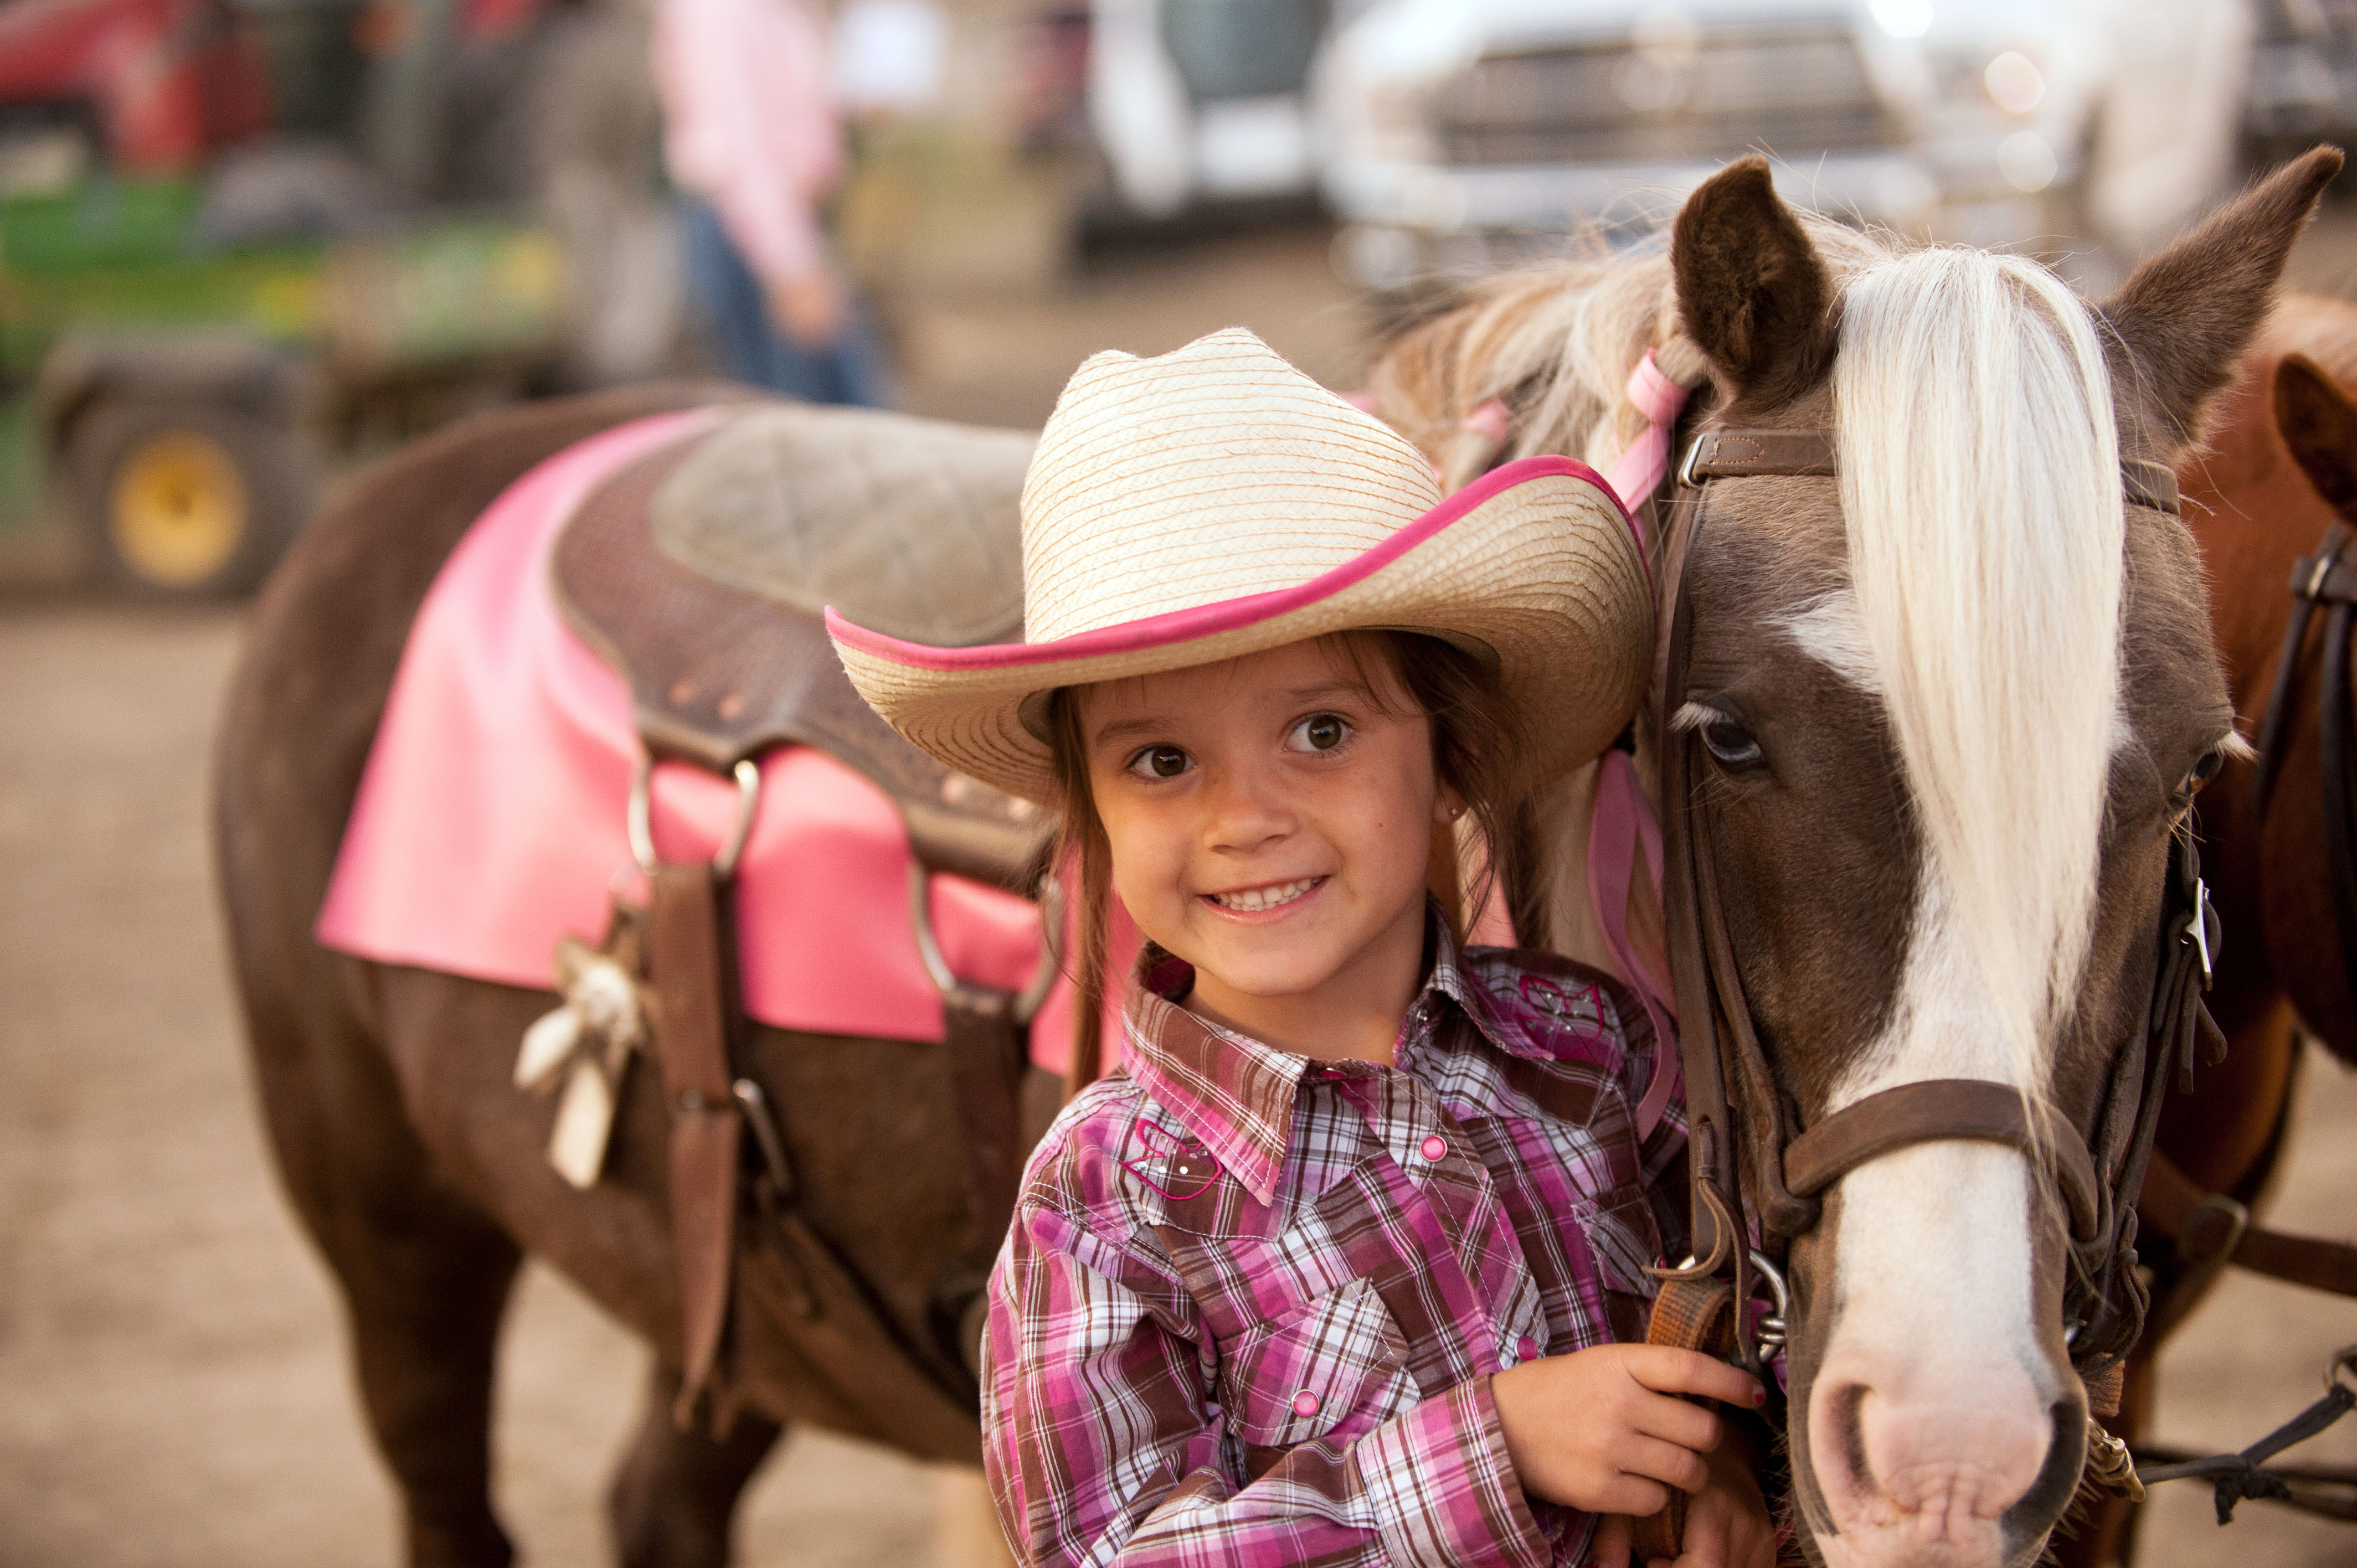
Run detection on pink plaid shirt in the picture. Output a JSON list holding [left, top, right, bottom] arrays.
[[981, 913, 1687, 1567]]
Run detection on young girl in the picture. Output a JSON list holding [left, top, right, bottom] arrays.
[[830, 329, 1772, 1568]]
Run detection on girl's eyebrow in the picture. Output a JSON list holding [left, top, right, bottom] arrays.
[[1283, 680, 1370, 706], [1089, 715, 1172, 748]]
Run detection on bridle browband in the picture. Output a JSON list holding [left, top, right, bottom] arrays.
[[1680, 427, 2185, 516], [1655, 424, 2217, 1399]]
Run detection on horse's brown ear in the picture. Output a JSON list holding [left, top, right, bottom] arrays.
[[2276, 352, 2357, 518], [2102, 146, 2344, 455], [1670, 157, 1836, 409]]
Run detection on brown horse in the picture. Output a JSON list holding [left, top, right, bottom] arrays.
[[214, 154, 2336, 1568], [2046, 306, 2357, 1564]]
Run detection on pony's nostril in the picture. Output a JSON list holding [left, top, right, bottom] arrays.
[[1807, 1380, 1879, 1511], [2003, 1400, 2092, 1543], [1830, 1382, 1874, 1498], [1816, 1351, 2052, 1533]]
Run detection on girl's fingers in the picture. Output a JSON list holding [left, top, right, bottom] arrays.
[[1615, 1433, 1713, 1495], [1629, 1390, 1723, 1453], [1625, 1347, 1764, 1409], [1673, 1501, 1728, 1568], [1586, 1473, 1671, 1518], [1590, 1512, 1634, 1568]]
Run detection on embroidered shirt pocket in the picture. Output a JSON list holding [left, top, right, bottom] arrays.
[[1221, 1276, 1413, 1451]]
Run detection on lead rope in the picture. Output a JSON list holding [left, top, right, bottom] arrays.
[[2119, 1345, 2357, 1521]]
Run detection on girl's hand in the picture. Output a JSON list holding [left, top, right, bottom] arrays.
[[1490, 1344, 1762, 1517], [1648, 1438, 1776, 1568]]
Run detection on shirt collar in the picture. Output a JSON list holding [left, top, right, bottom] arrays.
[[1119, 902, 1502, 1205]]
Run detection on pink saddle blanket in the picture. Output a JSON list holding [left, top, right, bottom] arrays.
[[316, 411, 1103, 1066]]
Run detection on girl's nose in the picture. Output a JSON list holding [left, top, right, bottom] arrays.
[[1200, 761, 1294, 853]]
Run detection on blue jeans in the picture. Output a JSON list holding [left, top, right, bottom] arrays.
[[681, 199, 892, 408]]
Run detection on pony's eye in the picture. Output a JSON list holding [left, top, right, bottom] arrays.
[[2173, 746, 2226, 807], [1700, 715, 1763, 768], [1288, 714, 1350, 754], [1127, 745, 1191, 780]]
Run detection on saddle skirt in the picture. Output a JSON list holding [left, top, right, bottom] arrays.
[[317, 409, 1102, 1062]]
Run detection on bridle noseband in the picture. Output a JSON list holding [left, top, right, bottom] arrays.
[[1655, 426, 2216, 1394]]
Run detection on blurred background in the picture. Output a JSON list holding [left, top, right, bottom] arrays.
[[1, 0, 2354, 1563]]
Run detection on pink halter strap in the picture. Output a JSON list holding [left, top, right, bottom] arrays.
[[1601, 349, 1694, 550], [1594, 349, 1690, 1136], [1590, 749, 1678, 1133]]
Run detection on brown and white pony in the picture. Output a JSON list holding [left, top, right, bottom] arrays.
[[1365, 151, 2343, 1567], [212, 154, 2335, 1568]]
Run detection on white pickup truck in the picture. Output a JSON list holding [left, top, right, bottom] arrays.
[[1313, 0, 2248, 287]]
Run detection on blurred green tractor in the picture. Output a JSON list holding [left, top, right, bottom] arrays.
[[0, 0, 574, 595]]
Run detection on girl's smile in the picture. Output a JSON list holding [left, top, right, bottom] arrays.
[[1201, 875, 1326, 916], [1079, 636, 1458, 1064]]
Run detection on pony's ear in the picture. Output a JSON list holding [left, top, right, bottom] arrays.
[[1671, 157, 1837, 409], [2277, 352, 2357, 518], [2102, 146, 2343, 455]]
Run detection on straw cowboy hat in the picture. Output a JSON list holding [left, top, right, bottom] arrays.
[[826, 328, 1652, 803]]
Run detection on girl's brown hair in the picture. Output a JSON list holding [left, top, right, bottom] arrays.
[[1043, 631, 1543, 1094]]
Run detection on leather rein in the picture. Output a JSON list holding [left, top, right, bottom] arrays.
[[2216, 516, 2357, 1310], [1651, 426, 2214, 1400], [2252, 518, 2357, 998]]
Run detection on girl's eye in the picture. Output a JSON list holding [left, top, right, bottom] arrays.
[[1288, 713, 1350, 753], [1126, 744, 1192, 780]]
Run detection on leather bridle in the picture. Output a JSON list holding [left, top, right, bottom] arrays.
[[1649, 426, 2217, 1400]]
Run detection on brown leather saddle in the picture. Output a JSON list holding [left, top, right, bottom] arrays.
[[550, 401, 1057, 1448], [558, 402, 1050, 889]]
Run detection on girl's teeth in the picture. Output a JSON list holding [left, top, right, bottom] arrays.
[[1215, 878, 1316, 912]]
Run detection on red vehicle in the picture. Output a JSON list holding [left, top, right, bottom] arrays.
[[0, 0, 273, 173]]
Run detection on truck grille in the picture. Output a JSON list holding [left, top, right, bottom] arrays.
[[1433, 25, 1897, 167]]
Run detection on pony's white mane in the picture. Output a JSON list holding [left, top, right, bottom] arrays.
[[1832, 249, 2123, 1086]]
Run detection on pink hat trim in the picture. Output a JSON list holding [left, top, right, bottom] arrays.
[[826, 455, 1637, 673]]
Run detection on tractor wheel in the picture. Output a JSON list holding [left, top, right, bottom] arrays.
[[68, 400, 314, 597]]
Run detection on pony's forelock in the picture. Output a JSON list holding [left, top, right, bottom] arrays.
[[1832, 248, 2124, 1088]]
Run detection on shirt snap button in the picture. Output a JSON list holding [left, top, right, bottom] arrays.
[[1291, 1389, 1321, 1419], [1419, 1134, 1448, 1162], [1517, 1335, 1540, 1362]]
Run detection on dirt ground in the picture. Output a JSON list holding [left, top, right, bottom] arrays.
[[2, 225, 2354, 1567]]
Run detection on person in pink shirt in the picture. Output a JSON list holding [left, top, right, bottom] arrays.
[[828, 329, 1775, 1567], [653, 0, 888, 404]]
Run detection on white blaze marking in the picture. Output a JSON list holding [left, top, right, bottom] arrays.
[[1774, 592, 1884, 696]]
